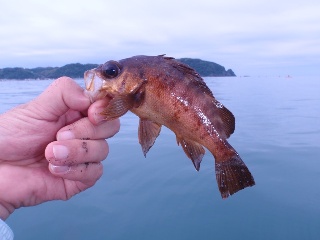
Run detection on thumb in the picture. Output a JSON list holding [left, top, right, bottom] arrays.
[[32, 77, 91, 120]]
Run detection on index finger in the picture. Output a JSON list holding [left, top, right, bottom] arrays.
[[57, 118, 120, 141]]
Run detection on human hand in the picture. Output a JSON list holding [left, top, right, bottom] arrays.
[[0, 77, 120, 220]]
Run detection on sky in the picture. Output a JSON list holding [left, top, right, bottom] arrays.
[[0, 0, 319, 76]]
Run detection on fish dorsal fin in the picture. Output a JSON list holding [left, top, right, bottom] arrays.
[[170, 59, 201, 79], [163, 56, 214, 97], [176, 136, 205, 171], [138, 119, 162, 156], [213, 101, 235, 139]]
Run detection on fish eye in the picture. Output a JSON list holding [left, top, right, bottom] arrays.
[[101, 61, 121, 79]]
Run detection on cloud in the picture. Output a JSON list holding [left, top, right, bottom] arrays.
[[0, 0, 319, 76]]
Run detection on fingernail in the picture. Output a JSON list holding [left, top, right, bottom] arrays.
[[53, 145, 69, 160], [49, 164, 70, 174], [94, 112, 105, 124], [57, 130, 75, 140]]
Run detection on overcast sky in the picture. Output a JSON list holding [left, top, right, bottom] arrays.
[[0, 0, 319, 76]]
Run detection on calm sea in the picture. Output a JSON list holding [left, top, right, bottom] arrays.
[[1, 76, 320, 240]]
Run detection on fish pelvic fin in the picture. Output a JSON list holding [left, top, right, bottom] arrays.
[[215, 154, 255, 199], [176, 136, 205, 171], [138, 119, 162, 157]]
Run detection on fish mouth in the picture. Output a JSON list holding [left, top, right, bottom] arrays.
[[84, 69, 105, 103]]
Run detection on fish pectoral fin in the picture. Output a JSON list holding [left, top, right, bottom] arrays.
[[176, 137, 205, 171], [100, 80, 147, 120], [138, 119, 162, 157], [215, 154, 255, 199], [101, 94, 134, 120]]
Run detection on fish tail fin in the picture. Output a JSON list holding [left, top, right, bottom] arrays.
[[215, 154, 255, 199]]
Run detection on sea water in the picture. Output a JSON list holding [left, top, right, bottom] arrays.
[[1, 76, 320, 240]]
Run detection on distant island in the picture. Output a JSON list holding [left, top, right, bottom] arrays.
[[0, 58, 235, 80], [178, 58, 235, 77]]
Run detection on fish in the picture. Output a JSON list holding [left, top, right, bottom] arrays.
[[84, 55, 255, 198]]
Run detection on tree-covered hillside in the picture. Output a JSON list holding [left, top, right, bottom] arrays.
[[0, 59, 235, 79], [178, 58, 235, 77]]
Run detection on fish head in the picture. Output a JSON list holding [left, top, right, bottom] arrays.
[[84, 57, 150, 103], [84, 60, 122, 102]]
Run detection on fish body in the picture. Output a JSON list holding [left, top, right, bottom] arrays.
[[84, 55, 255, 198]]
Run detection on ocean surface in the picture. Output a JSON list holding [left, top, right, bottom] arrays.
[[1, 76, 320, 240]]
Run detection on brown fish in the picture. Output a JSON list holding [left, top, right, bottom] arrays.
[[84, 55, 255, 198]]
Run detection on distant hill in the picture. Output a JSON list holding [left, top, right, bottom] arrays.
[[0, 63, 98, 80], [0, 58, 235, 80], [177, 58, 236, 77]]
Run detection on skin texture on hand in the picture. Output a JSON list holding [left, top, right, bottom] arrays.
[[0, 77, 120, 220]]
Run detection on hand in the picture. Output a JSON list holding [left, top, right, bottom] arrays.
[[0, 77, 120, 220]]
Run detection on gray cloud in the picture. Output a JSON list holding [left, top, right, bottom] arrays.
[[0, 0, 319, 76]]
